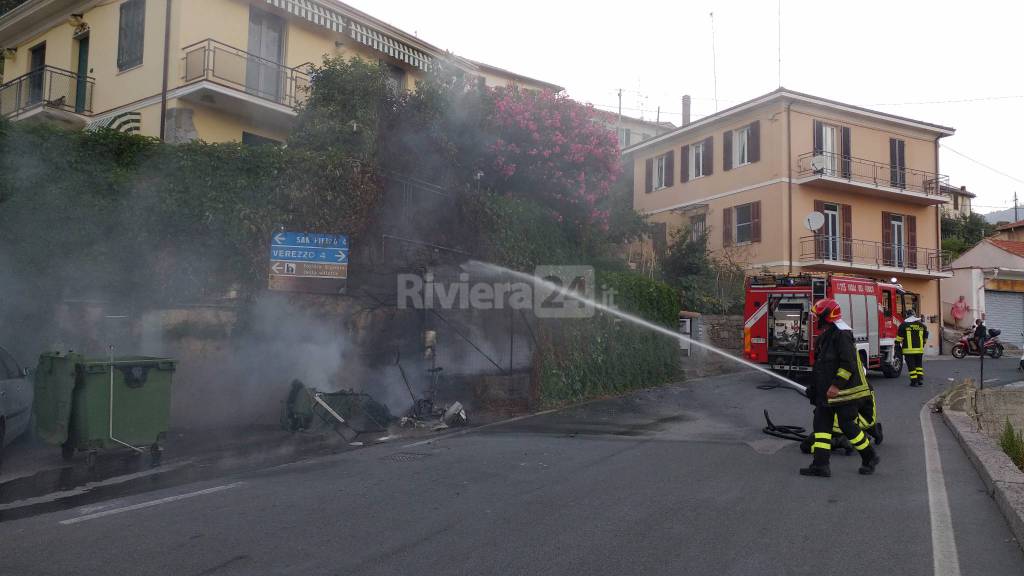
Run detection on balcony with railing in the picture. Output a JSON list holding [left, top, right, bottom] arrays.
[[795, 151, 949, 205], [0, 66, 94, 127], [181, 39, 312, 113], [799, 235, 952, 278]]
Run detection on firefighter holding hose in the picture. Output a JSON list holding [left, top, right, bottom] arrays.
[[801, 298, 881, 477]]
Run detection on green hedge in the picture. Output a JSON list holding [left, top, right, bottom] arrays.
[[1000, 420, 1024, 471], [536, 273, 679, 405]]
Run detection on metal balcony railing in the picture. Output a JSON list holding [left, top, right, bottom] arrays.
[[796, 151, 949, 197], [799, 235, 951, 274], [0, 66, 94, 118], [182, 39, 312, 109]]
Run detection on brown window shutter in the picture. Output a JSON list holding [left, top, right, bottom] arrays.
[[840, 126, 851, 178], [748, 120, 760, 163], [813, 199, 825, 259], [723, 207, 733, 247], [665, 151, 674, 187], [841, 204, 852, 262], [681, 145, 689, 182], [882, 212, 893, 266], [723, 130, 733, 171], [751, 201, 761, 243], [907, 214, 917, 268], [645, 158, 653, 193], [889, 139, 898, 186], [813, 120, 823, 155], [703, 136, 714, 176]]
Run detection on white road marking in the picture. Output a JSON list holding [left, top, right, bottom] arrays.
[[920, 401, 962, 576], [59, 482, 243, 526]]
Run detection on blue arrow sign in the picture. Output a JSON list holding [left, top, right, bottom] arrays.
[[272, 232, 348, 249], [270, 247, 348, 263]]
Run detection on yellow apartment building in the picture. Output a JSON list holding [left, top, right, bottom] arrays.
[[0, 0, 561, 143], [626, 88, 956, 353]]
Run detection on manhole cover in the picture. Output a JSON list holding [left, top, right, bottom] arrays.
[[385, 452, 430, 462]]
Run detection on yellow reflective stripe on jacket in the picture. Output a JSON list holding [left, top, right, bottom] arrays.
[[836, 368, 852, 380], [903, 324, 926, 354]]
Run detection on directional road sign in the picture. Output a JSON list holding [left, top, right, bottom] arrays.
[[268, 231, 349, 294]]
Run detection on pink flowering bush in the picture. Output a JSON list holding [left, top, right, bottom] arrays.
[[486, 88, 621, 231]]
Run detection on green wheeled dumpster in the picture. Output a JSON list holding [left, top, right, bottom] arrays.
[[34, 352, 175, 467]]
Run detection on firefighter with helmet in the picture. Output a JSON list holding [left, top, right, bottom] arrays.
[[896, 310, 929, 387], [801, 298, 881, 477]]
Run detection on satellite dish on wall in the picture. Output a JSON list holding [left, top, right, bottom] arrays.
[[805, 211, 825, 231]]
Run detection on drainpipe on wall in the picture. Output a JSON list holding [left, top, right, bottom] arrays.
[[159, 0, 173, 141], [786, 101, 793, 274], [935, 136, 943, 354]]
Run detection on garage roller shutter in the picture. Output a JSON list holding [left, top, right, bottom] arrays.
[[985, 290, 1024, 348]]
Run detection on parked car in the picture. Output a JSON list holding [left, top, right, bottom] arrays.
[[0, 346, 33, 469]]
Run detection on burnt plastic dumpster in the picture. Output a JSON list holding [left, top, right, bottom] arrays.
[[34, 352, 175, 467]]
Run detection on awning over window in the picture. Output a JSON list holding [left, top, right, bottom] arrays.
[[264, 0, 345, 33], [86, 111, 141, 134], [349, 22, 432, 72]]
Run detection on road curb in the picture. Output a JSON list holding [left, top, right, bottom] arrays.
[[940, 405, 1024, 551]]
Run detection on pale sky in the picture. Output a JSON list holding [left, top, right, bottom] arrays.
[[347, 0, 1024, 214]]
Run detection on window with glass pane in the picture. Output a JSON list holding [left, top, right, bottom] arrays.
[[735, 203, 753, 243], [690, 214, 706, 241], [734, 127, 749, 166], [655, 154, 667, 189], [689, 142, 705, 178]]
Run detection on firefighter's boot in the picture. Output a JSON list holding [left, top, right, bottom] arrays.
[[800, 453, 831, 477], [867, 422, 884, 446], [858, 446, 881, 475], [800, 433, 832, 477]]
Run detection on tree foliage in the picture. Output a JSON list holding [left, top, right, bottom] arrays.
[[660, 229, 745, 314], [942, 212, 994, 258]]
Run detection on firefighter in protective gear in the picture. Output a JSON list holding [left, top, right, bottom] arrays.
[[800, 298, 881, 477], [897, 311, 929, 387]]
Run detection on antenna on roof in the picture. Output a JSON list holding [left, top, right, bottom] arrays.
[[777, 0, 782, 87], [710, 12, 719, 112]]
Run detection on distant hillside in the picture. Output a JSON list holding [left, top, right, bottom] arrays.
[[982, 208, 1020, 225]]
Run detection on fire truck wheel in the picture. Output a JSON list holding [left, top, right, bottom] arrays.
[[881, 354, 903, 378]]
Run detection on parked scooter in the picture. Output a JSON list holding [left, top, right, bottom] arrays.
[[951, 327, 1004, 359]]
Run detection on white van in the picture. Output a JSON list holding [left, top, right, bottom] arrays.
[[0, 346, 33, 469]]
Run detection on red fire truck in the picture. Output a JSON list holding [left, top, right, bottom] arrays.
[[743, 274, 920, 377]]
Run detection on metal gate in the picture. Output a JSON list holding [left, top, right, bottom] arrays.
[[985, 290, 1024, 348]]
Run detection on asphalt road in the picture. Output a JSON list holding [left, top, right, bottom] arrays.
[[0, 359, 1022, 576]]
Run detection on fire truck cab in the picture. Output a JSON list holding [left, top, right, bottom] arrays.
[[744, 274, 920, 378]]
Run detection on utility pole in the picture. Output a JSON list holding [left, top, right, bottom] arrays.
[[1015, 191, 1019, 222], [617, 88, 622, 123], [656, 106, 660, 123]]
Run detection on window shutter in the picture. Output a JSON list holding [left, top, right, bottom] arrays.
[[723, 130, 733, 171], [723, 207, 733, 247], [841, 203, 852, 262], [118, 0, 145, 71], [665, 151, 674, 187], [889, 139, 898, 186], [882, 212, 893, 266], [703, 136, 713, 176], [907, 214, 917, 268], [748, 121, 760, 163], [813, 120, 823, 155], [681, 145, 689, 183], [644, 158, 653, 193], [840, 126, 851, 178], [814, 199, 825, 259], [751, 201, 761, 243]]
